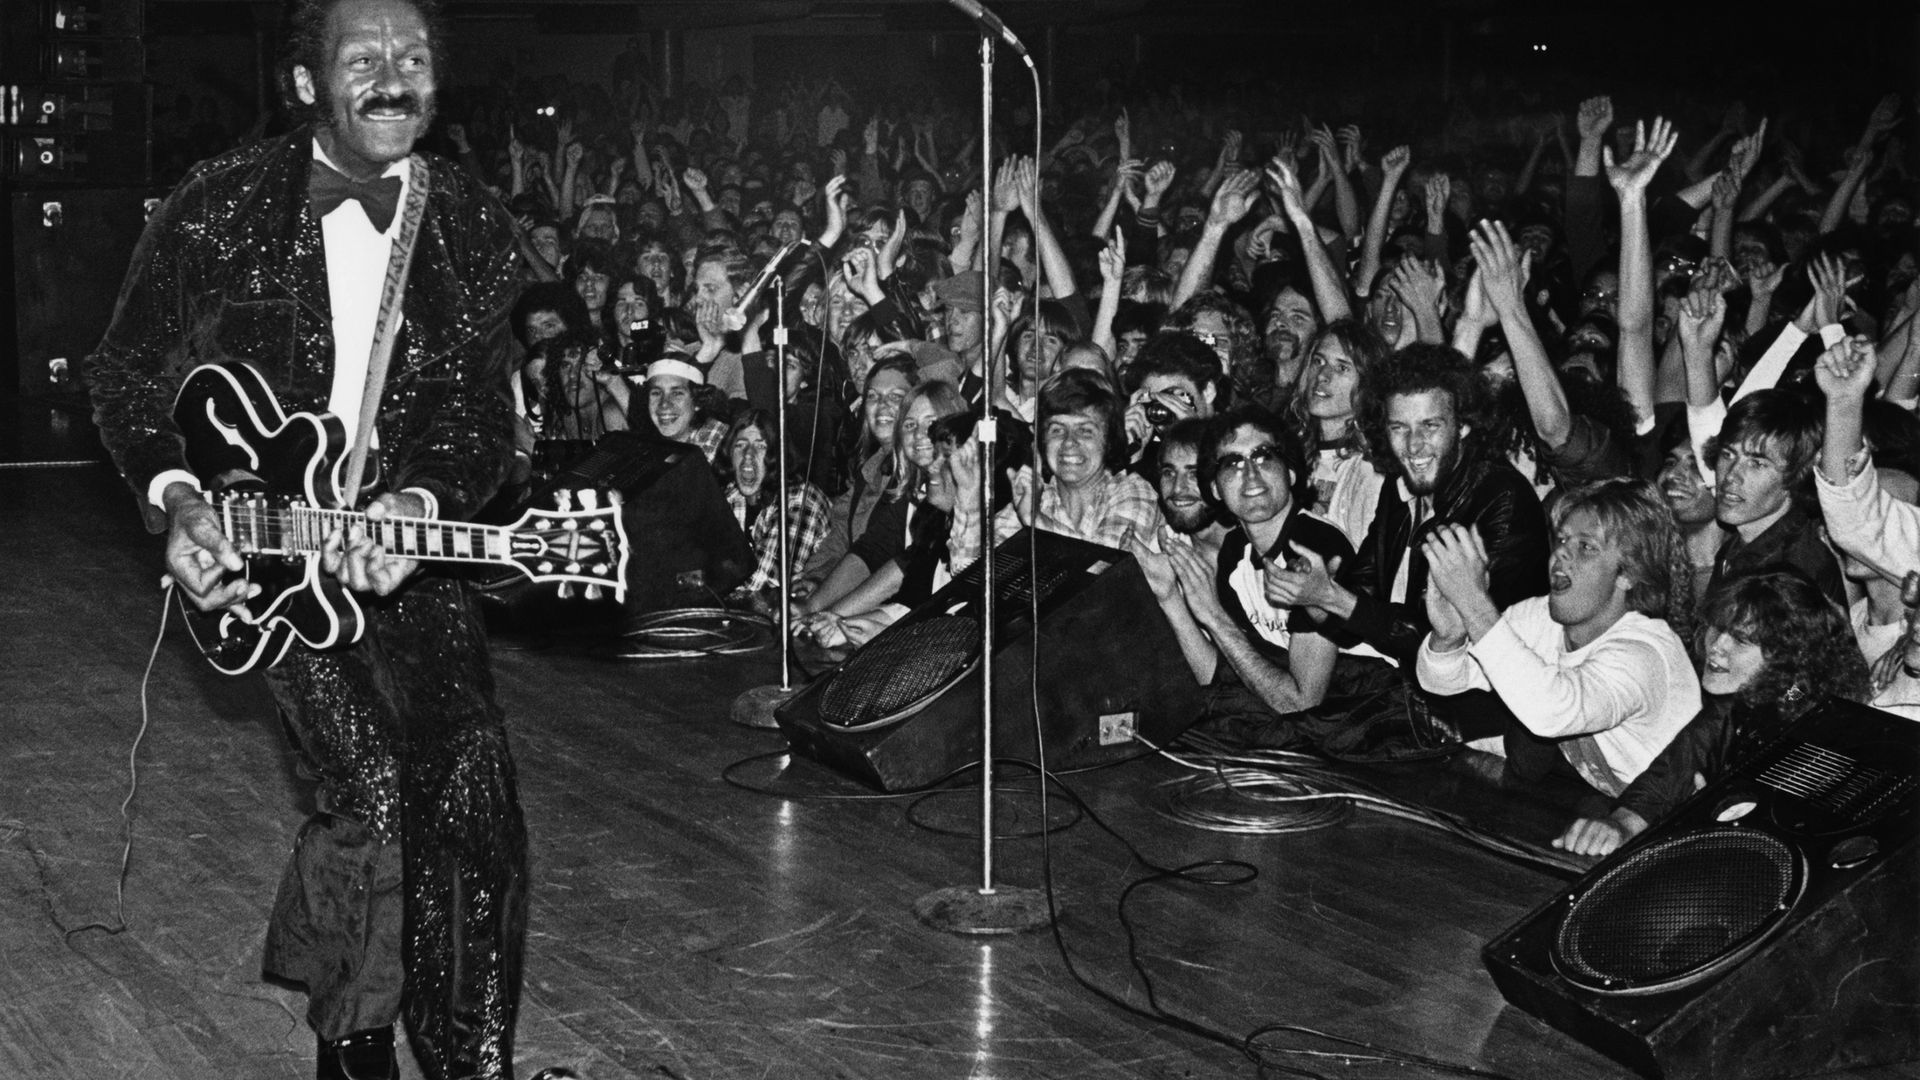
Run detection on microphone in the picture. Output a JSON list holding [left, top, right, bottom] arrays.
[[728, 238, 812, 322], [944, 0, 1030, 60]]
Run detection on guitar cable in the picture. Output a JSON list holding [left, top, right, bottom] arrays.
[[22, 581, 171, 942]]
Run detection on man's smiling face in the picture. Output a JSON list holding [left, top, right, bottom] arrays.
[[295, 0, 437, 180]]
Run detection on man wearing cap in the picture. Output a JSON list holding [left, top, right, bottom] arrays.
[[645, 355, 727, 463]]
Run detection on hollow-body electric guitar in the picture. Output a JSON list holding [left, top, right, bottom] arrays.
[[172, 361, 628, 675]]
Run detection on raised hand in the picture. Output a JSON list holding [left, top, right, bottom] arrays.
[[1274, 129, 1300, 166], [1337, 124, 1364, 172], [1576, 95, 1614, 143], [564, 141, 584, 168], [1390, 257, 1447, 320], [1307, 124, 1338, 165], [1863, 92, 1902, 145], [1726, 117, 1768, 182], [990, 156, 1024, 213], [829, 147, 848, 176], [1098, 228, 1127, 285], [682, 166, 709, 194], [1381, 144, 1411, 175], [1813, 333, 1876, 403], [1266, 155, 1307, 219], [1423, 172, 1451, 229], [988, 284, 1022, 335], [1604, 116, 1678, 195], [957, 188, 982, 241], [1220, 128, 1244, 164], [1011, 154, 1041, 211], [863, 116, 880, 156], [1804, 253, 1849, 330], [1467, 219, 1531, 317], [446, 123, 469, 153], [1677, 285, 1727, 361], [877, 209, 908, 278], [555, 118, 574, 149], [1113, 107, 1131, 150], [1143, 160, 1177, 202], [1208, 168, 1261, 228], [507, 134, 525, 163], [1010, 465, 1038, 527]]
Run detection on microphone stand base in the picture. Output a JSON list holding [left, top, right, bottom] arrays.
[[913, 885, 1051, 935], [730, 682, 797, 730]]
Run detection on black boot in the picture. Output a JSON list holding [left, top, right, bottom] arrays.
[[316, 1026, 398, 1080]]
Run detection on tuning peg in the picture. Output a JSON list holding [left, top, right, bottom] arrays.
[[556, 582, 576, 600], [554, 489, 575, 511], [577, 488, 601, 510], [605, 488, 624, 507], [584, 584, 604, 602]]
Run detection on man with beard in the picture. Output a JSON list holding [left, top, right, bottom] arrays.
[[83, 0, 528, 1075], [1264, 344, 1550, 750], [1130, 407, 1356, 740], [1152, 419, 1228, 551]]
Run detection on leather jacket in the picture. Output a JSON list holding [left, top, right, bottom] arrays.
[[1337, 446, 1550, 669]]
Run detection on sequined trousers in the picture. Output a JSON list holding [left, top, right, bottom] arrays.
[[260, 575, 526, 1080]]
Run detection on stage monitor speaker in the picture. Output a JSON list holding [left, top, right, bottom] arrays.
[[478, 431, 753, 633], [6, 184, 159, 397], [1483, 697, 1920, 1080], [775, 529, 1204, 792]]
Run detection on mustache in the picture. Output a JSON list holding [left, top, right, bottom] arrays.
[[358, 93, 422, 117]]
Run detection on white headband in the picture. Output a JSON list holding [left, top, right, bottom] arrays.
[[645, 358, 705, 386]]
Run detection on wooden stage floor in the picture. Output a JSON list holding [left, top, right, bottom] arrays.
[[2, 430, 1913, 1079]]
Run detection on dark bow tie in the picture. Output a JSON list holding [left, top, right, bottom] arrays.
[[309, 159, 402, 232]]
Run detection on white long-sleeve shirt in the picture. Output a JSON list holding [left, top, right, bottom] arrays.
[[1817, 459, 1920, 581], [1415, 596, 1701, 795]]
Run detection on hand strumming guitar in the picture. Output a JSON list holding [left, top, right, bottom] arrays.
[[163, 480, 255, 613]]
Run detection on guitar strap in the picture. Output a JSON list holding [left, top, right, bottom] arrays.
[[339, 155, 432, 509]]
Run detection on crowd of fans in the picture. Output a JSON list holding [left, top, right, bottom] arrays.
[[298, 56, 1920, 855]]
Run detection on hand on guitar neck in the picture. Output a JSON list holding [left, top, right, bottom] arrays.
[[322, 491, 425, 596], [163, 481, 424, 611]]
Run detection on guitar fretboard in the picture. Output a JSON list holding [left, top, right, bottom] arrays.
[[219, 501, 506, 564]]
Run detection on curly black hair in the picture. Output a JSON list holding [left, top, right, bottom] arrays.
[[278, 0, 448, 125], [1697, 568, 1872, 710], [1353, 343, 1488, 478]]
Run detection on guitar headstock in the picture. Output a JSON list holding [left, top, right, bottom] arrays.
[[502, 488, 629, 601]]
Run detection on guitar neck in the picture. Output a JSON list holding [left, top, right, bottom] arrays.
[[217, 501, 509, 567]]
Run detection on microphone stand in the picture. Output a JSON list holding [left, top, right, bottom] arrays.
[[731, 274, 798, 729], [913, 26, 1048, 938]]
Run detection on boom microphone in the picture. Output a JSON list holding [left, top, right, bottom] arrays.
[[728, 238, 812, 322], [943, 0, 1031, 60]]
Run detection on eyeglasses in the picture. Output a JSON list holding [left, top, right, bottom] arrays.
[[1213, 443, 1288, 480]]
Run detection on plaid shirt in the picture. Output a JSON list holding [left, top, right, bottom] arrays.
[[683, 418, 729, 463], [953, 469, 1165, 568], [729, 481, 834, 592]]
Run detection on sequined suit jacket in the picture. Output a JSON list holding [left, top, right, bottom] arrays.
[[85, 128, 520, 532]]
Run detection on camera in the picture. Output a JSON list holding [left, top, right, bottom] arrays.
[[620, 319, 665, 372], [1143, 400, 1175, 427]]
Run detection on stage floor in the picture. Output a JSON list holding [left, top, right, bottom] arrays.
[[2, 439, 1913, 1079]]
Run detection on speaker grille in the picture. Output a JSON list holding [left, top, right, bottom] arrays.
[[1553, 826, 1802, 995], [818, 616, 980, 731]]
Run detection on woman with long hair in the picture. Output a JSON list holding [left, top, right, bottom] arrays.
[[1555, 568, 1872, 857], [796, 357, 921, 611], [1286, 318, 1391, 547], [794, 379, 970, 634]]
